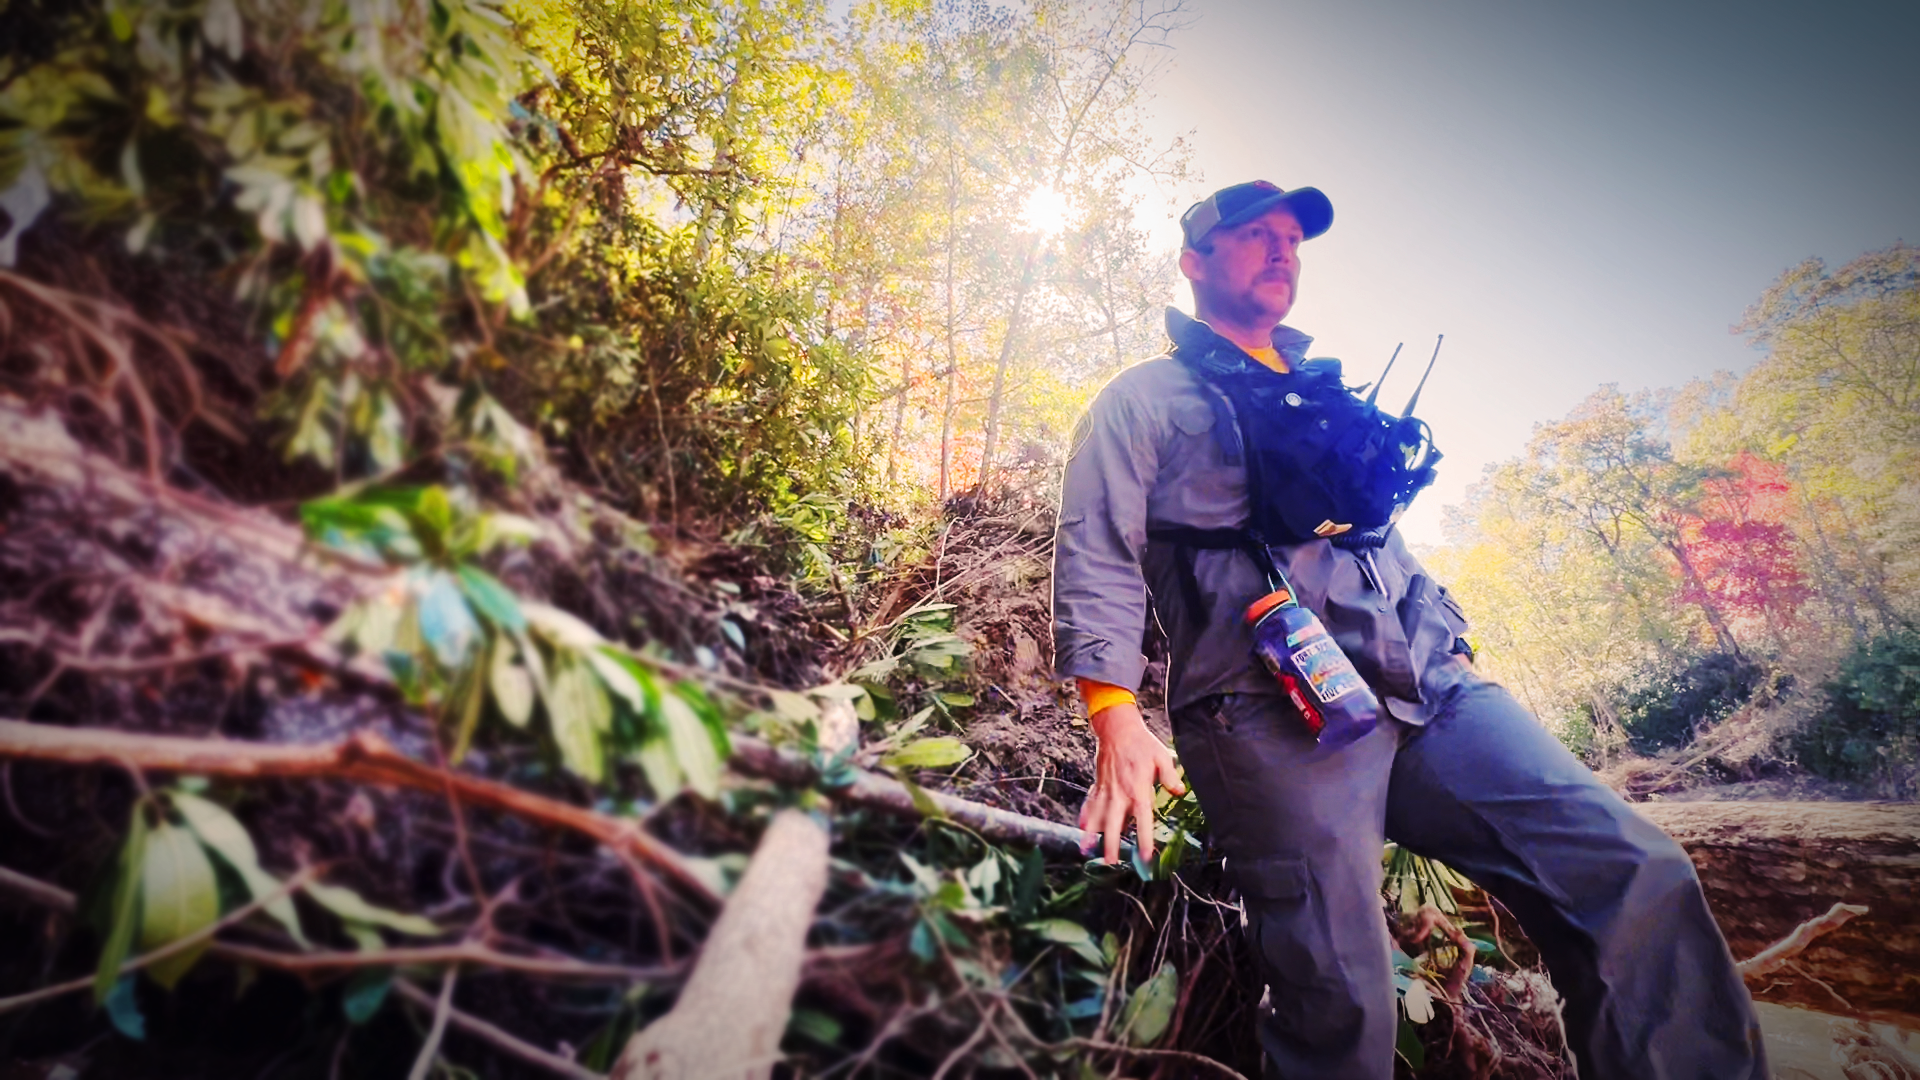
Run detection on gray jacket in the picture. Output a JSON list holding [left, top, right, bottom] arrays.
[[1051, 309, 1471, 723]]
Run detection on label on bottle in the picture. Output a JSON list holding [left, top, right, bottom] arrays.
[[1286, 622, 1368, 704]]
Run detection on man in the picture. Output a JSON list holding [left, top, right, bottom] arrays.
[[1051, 180, 1768, 1078]]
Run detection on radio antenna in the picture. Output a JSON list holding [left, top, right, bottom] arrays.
[[1364, 342, 1403, 407], [1401, 334, 1444, 418]]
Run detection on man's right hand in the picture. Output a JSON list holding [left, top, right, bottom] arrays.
[[1077, 702, 1186, 865]]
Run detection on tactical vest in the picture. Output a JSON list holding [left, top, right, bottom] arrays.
[[1167, 327, 1441, 549]]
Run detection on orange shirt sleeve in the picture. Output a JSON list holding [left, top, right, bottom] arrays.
[[1077, 678, 1138, 718]]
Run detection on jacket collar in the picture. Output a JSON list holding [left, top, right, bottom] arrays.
[[1165, 307, 1315, 371]]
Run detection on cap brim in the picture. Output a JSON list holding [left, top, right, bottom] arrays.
[[1218, 187, 1334, 240]]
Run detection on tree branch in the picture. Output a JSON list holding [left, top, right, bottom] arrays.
[[1736, 902, 1870, 980], [208, 941, 680, 983], [729, 735, 1117, 859], [0, 866, 319, 1015], [394, 978, 606, 1080], [0, 720, 719, 907]]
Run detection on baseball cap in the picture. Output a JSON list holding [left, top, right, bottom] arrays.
[[1181, 181, 1334, 249]]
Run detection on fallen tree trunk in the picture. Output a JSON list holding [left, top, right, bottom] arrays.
[[612, 809, 830, 1080], [1639, 799, 1920, 1029]]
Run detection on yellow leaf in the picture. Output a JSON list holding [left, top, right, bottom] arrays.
[[139, 823, 220, 989]]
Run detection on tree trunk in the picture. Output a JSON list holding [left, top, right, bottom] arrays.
[[975, 236, 1039, 494], [1662, 533, 1742, 658], [1796, 486, 1867, 645], [1104, 233, 1127, 372], [1638, 799, 1920, 1029], [938, 144, 960, 501], [1831, 498, 1900, 634], [888, 348, 909, 488]]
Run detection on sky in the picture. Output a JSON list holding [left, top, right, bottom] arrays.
[[1134, 0, 1920, 545]]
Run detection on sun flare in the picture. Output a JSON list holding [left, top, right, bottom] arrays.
[[1019, 185, 1072, 236]]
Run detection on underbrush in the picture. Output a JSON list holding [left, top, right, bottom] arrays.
[[1613, 648, 1771, 754], [1794, 627, 1920, 799]]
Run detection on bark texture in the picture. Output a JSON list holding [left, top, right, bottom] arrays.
[[612, 809, 831, 1080], [1640, 799, 1920, 1028]]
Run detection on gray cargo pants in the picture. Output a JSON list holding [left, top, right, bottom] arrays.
[[1172, 677, 1768, 1079]]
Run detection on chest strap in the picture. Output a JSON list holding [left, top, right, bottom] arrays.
[[1145, 524, 1397, 622], [1146, 526, 1281, 620]]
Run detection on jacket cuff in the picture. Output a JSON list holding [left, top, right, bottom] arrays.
[[1076, 679, 1138, 717]]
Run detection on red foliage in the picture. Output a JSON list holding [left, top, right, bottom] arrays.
[[1679, 453, 1810, 639]]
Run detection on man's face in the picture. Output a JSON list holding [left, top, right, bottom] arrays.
[[1181, 207, 1305, 328]]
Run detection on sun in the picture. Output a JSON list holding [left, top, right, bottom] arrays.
[[1018, 185, 1073, 236]]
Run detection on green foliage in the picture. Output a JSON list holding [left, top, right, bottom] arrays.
[[0, 0, 542, 477], [103, 975, 146, 1041], [93, 801, 150, 1004], [1383, 845, 1475, 917], [530, 231, 871, 518], [171, 790, 308, 947], [301, 880, 440, 938], [1555, 702, 1599, 762], [135, 820, 220, 989], [823, 601, 975, 745], [881, 735, 971, 770], [1796, 627, 1920, 795], [1149, 788, 1207, 882], [1115, 960, 1177, 1046], [1613, 649, 1766, 753], [309, 484, 731, 795], [87, 786, 447, 1012]]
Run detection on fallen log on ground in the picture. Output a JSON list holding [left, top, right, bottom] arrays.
[[1639, 799, 1920, 1028], [613, 809, 830, 1080]]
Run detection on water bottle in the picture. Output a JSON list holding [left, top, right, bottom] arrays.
[[1244, 577, 1380, 748]]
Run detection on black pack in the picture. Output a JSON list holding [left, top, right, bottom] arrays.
[[1168, 322, 1441, 546]]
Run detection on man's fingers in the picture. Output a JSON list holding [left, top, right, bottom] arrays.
[[1121, 780, 1152, 857], [1101, 795, 1127, 865], [1157, 755, 1187, 797], [1077, 788, 1105, 853]]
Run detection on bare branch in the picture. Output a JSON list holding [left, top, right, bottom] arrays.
[[0, 720, 719, 907], [394, 978, 606, 1080], [1737, 902, 1870, 980]]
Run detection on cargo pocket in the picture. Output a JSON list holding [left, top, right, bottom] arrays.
[[1237, 856, 1328, 987], [1236, 855, 1366, 1042], [1202, 692, 1237, 733]]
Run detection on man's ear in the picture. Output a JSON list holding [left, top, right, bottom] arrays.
[[1178, 246, 1205, 283]]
